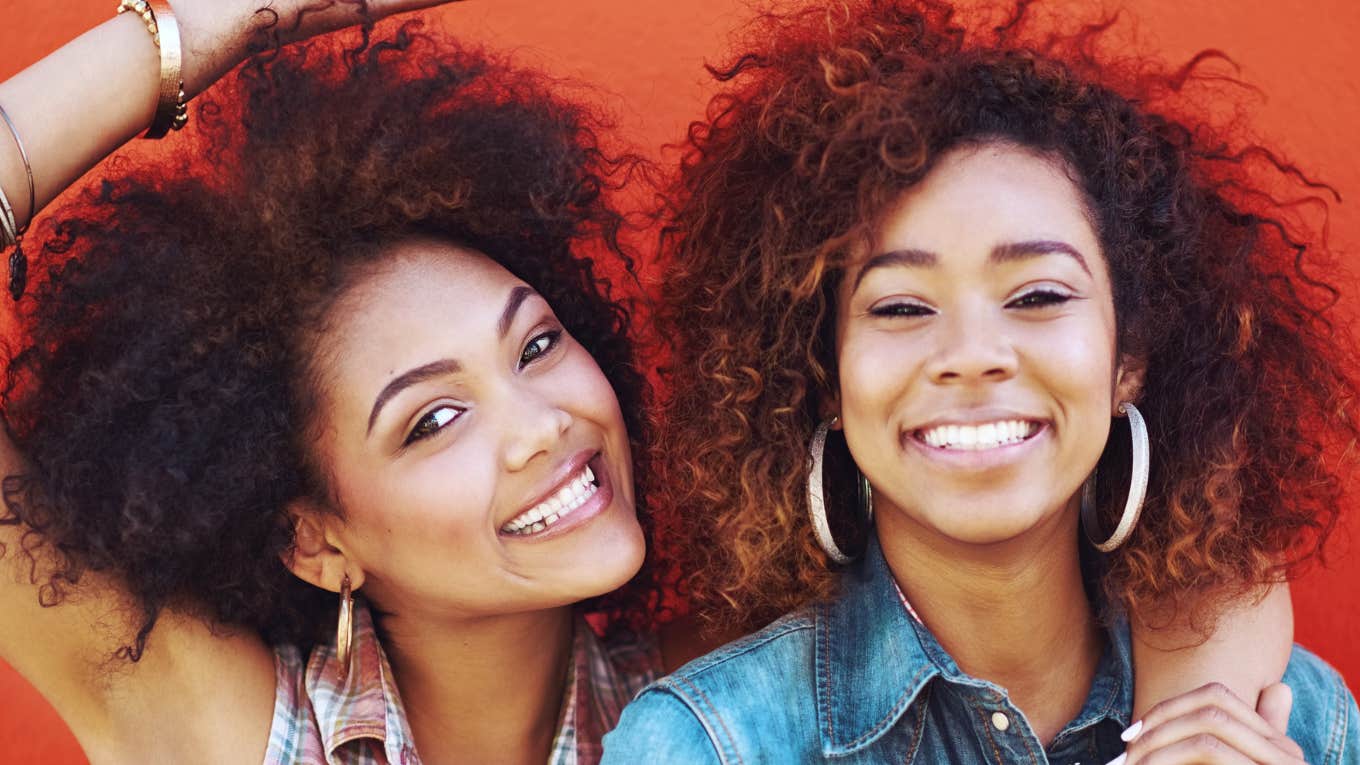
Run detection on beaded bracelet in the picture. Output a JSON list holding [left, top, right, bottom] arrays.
[[117, 0, 189, 138]]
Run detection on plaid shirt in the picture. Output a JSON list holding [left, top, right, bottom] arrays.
[[264, 605, 661, 765]]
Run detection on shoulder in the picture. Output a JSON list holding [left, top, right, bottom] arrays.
[[652, 608, 816, 704], [1282, 644, 1360, 765], [604, 610, 820, 764], [602, 690, 724, 764]]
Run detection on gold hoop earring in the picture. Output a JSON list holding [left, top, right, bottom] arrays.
[[336, 574, 354, 681]]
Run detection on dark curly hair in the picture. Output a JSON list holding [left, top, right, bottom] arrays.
[[652, 0, 1358, 635], [1, 24, 658, 660]]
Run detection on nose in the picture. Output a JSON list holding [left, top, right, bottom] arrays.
[[502, 386, 574, 472], [924, 308, 1018, 385]]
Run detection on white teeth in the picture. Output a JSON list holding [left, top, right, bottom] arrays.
[[501, 463, 601, 536], [919, 420, 1036, 451]]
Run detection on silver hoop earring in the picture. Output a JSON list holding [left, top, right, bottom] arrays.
[[859, 472, 874, 523], [807, 417, 873, 564], [1081, 402, 1150, 552]]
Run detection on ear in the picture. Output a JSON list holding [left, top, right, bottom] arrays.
[[1113, 354, 1146, 415], [281, 497, 364, 594], [818, 390, 843, 430]]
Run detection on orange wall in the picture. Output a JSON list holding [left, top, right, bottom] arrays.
[[2, 1, 1358, 761]]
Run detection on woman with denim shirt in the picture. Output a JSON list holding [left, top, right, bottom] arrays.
[[606, 2, 1360, 763]]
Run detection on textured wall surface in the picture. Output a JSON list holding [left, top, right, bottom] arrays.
[[2, 1, 1357, 761]]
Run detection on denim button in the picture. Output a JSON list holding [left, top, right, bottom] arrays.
[[990, 711, 1010, 731]]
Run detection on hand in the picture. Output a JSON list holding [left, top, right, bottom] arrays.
[[1254, 682, 1293, 733], [1111, 682, 1305, 765], [168, 0, 469, 94]]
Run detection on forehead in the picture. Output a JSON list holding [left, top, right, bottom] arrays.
[[320, 241, 530, 388], [870, 142, 1099, 258]]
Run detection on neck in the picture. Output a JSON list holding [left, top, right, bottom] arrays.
[[876, 503, 1103, 745], [380, 605, 575, 765]]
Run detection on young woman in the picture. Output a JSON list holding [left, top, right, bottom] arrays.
[[0, 3, 663, 764], [0, 2, 1324, 763], [605, 1, 1358, 763]]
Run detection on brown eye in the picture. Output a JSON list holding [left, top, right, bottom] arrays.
[[404, 405, 461, 446], [1007, 289, 1073, 309], [519, 330, 561, 367], [870, 301, 934, 318]]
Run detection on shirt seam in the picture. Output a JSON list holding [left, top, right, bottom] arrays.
[[671, 619, 813, 681], [904, 683, 932, 765], [964, 694, 1011, 765], [1327, 668, 1345, 765], [666, 676, 744, 765]]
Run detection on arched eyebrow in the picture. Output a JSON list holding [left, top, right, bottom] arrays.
[[851, 248, 936, 291], [850, 239, 1091, 292], [497, 285, 535, 338], [366, 285, 536, 437], [367, 359, 463, 436], [990, 240, 1091, 276]]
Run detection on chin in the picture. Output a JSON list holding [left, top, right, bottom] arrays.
[[575, 514, 648, 596]]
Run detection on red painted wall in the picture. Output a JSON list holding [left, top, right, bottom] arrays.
[[2, 1, 1358, 761]]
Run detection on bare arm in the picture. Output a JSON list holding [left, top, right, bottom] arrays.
[[0, 2, 462, 760], [0, 0, 461, 233], [1131, 583, 1294, 722]]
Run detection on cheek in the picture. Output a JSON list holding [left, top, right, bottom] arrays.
[[1020, 318, 1118, 413], [557, 344, 629, 434], [837, 328, 924, 419], [335, 444, 500, 557]]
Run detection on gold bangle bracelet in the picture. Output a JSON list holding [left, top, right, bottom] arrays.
[[117, 0, 189, 139]]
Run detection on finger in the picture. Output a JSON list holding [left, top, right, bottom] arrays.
[[1131, 682, 1282, 745], [1125, 705, 1306, 765], [1255, 683, 1293, 733], [1131, 733, 1259, 765]]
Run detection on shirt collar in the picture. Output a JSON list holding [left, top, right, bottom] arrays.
[[301, 608, 658, 765], [815, 535, 939, 755], [814, 534, 1134, 757], [551, 615, 664, 765], [305, 603, 418, 765]]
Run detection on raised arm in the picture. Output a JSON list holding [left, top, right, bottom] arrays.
[[0, 0, 460, 237], [1131, 583, 1294, 723], [1, 4, 462, 762]]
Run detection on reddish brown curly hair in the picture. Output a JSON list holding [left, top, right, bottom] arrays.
[[652, 0, 1359, 635]]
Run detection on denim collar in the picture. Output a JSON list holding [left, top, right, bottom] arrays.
[[813, 535, 1134, 757]]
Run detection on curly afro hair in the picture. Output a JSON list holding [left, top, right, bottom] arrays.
[[652, 0, 1359, 635], [2, 23, 657, 660]]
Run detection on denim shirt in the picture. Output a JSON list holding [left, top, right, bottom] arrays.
[[603, 537, 1359, 764]]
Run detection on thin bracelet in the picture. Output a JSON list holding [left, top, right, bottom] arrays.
[[117, 0, 189, 138], [0, 103, 35, 240], [0, 183, 16, 249], [0, 102, 34, 299]]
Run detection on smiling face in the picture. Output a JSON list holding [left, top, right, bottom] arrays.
[[295, 240, 644, 622], [835, 142, 1140, 547]]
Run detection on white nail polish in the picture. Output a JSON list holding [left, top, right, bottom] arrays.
[[1104, 753, 1126, 765], [1120, 719, 1144, 742]]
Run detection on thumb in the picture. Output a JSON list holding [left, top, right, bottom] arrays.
[[1256, 682, 1294, 732]]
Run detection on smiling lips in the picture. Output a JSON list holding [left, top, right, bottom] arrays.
[[501, 465, 599, 536], [917, 419, 1040, 450]]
